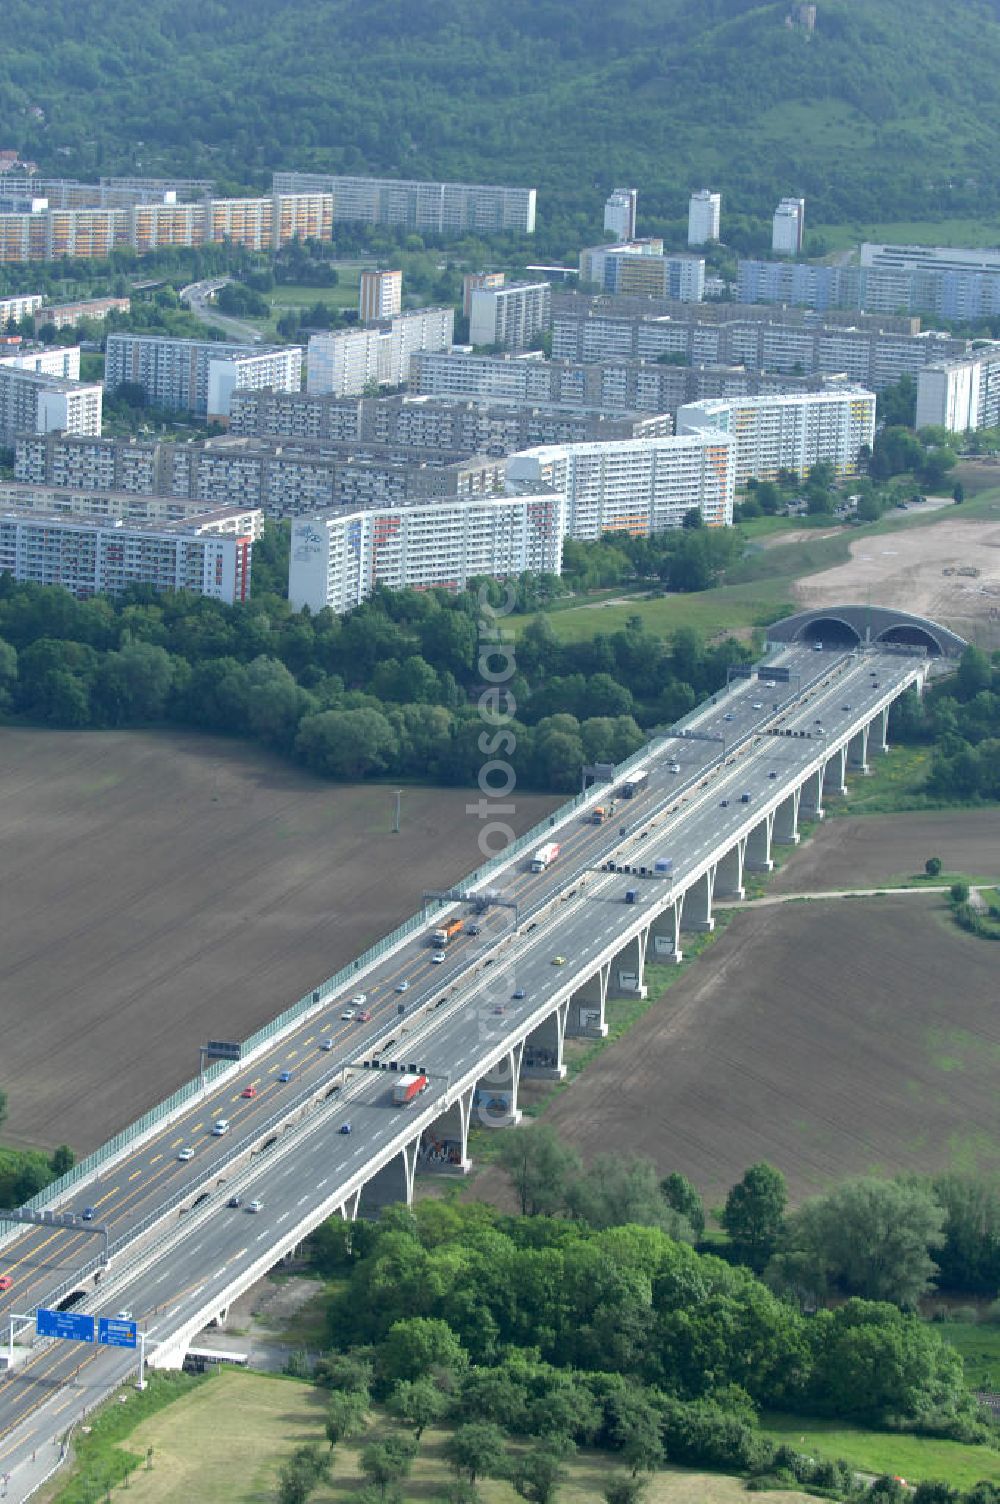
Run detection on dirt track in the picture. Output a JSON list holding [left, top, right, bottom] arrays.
[[794, 517, 1000, 647], [534, 892, 1000, 1205], [0, 729, 558, 1153]]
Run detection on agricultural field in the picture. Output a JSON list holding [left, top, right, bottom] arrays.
[[768, 809, 1000, 893], [0, 728, 559, 1155], [531, 891, 1000, 1205], [760, 1414, 1000, 1490], [59, 1367, 819, 1504]]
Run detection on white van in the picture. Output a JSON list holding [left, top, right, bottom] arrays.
[[212, 1119, 230, 1136]]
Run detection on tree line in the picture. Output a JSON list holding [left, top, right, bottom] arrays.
[[0, 575, 750, 792], [891, 646, 1000, 803]]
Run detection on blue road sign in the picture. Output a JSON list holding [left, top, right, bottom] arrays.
[[98, 1317, 137, 1349], [36, 1307, 95, 1343]]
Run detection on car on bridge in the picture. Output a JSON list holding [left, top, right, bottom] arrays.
[[319, 1038, 334, 1051], [0, 1275, 12, 1293], [340, 1007, 355, 1020], [513, 988, 526, 999], [178, 1147, 194, 1162], [227, 1194, 242, 1208], [395, 979, 410, 993], [247, 1199, 263, 1214], [241, 1085, 257, 1098], [431, 953, 446, 964], [357, 1009, 372, 1022], [339, 1123, 352, 1135], [552, 955, 566, 966], [82, 1207, 96, 1221], [278, 1070, 293, 1083], [351, 993, 367, 1006]]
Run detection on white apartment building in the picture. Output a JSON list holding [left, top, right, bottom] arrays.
[[0, 355, 101, 446], [463, 271, 505, 317], [915, 350, 1000, 432], [677, 388, 876, 486], [104, 334, 303, 418], [772, 197, 806, 255], [306, 307, 454, 396], [288, 491, 564, 613], [469, 281, 551, 350], [359, 269, 402, 322], [604, 188, 638, 243], [0, 293, 43, 328], [0, 480, 263, 535], [272, 172, 537, 236], [506, 432, 734, 540], [688, 190, 721, 247], [0, 506, 258, 602]]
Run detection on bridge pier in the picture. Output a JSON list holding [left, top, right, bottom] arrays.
[[648, 900, 683, 965], [566, 962, 610, 1037], [419, 1085, 474, 1173], [714, 839, 745, 901], [800, 766, 825, 820], [612, 926, 648, 996], [822, 746, 847, 797], [357, 1138, 419, 1217], [472, 1042, 523, 1129], [773, 787, 801, 845], [847, 724, 869, 773], [874, 705, 890, 755], [522, 1001, 568, 1080], [680, 869, 715, 933], [744, 811, 775, 874]]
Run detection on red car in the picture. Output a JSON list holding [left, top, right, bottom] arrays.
[[0, 1275, 13, 1293], [240, 1085, 257, 1099]]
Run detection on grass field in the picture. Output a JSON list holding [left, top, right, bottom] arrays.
[[811, 219, 1000, 252], [67, 1369, 818, 1504], [761, 1413, 1000, 1488], [939, 1321, 1000, 1392]]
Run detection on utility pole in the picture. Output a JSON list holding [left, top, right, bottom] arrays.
[[392, 790, 401, 834]]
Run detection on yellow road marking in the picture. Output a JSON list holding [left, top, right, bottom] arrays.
[[128, 1170, 141, 1182]]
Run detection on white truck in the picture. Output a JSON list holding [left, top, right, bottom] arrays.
[[530, 841, 560, 873]]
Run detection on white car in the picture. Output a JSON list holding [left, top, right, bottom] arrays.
[[431, 953, 446, 964], [340, 1008, 355, 1020], [247, 1199, 263, 1214], [351, 993, 367, 1007], [211, 1119, 230, 1136], [177, 1147, 194, 1162], [395, 979, 409, 993]]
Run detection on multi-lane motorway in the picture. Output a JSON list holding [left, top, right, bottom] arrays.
[[0, 641, 926, 1495]]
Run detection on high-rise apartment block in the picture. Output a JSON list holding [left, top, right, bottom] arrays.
[[604, 188, 638, 243], [580, 242, 705, 302], [915, 349, 1000, 432], [306, 308, 454, 397], [0, 293, 43, 327], [359, 269, 402, 323], [772, 197, 806, 255], [462, 271, 505, 318], [506, 432, 734, 540], [469, 281, 551, 350], [0, 345, 101, 446], [272, 171, 536, 235], [0, 506, 257, 602], [677, 389, 876, 486], [288, 491, 563, 614], [104, 334, 303, 418], [688, 190, 721, 247]]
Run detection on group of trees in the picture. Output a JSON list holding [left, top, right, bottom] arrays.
[[295, 1194, 994, 1504], [0, 574, 751, 792], [0, 1139, 74, 1209], [891, 646, 1000, 802], [561, 523, 742, 595]]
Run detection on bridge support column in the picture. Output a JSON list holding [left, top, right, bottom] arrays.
[[680, 870, 715, 933], [745, 811, 775, 874], [472, 1042, 523, 1129], [523, 1001, 568, 1080], [847, 724, 870, 774], [822, 746, 847, 797], [612, 926, 649, 996], [875, 706, 890, 755], [714, 839, 745, 902], [566, 962, 610, 1037], [773, 787, 801, 845], [649, 898, 683, 965], [338, 1190, 361, 1222], [357, 1137, 419, 1217], [418, 1085, 474, 1173], [800, 766, 824, 820]]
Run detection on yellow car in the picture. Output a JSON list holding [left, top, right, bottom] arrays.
[[552, 955, 567, 966]]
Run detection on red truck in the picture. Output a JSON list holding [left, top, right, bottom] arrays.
[[392, 1072, 429, 1106]]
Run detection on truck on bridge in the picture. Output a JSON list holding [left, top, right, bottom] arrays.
[[432, 918, 464, 948], [392, 1072, 429, 1106], [530, 842, 560, 872]]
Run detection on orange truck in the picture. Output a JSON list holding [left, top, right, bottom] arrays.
[[432, 917, 464, 948]]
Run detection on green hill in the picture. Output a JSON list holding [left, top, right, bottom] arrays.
[[4, 0, 1000, 246]]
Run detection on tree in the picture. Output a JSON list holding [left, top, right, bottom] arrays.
[[613, 1394, 665, 1476], [953, 482, 965, 504], [359, 1434, 419, 1501], [49, 1145, 74, 1176], [442, 1423, 509, 1488], [497, 1124, 581, 1217], [276, 1443, 330, 1504], [388, 1376, 447, 1439], [777, 1177, 945, 1307], [604, 1477, 648, 1504], [682, 507, 704, 529], [326, 1389, 370, 1446], [512, 1441, 574, 1504], [378, 1317, 466, 1386], [294, 707, 398, 778], [722, 1163, 787, 1269], [950, 882, 970, 904], [924, 856, 943, 877], [566, 1155, 694, 1238], [661, 1172, 705, 1238]]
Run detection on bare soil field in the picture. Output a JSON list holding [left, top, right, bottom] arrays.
[[769, 808, 1000, 893], [793, 516, 1000, 647], [530, 893, 1000, 1205], [0, 728, 558, 1154]]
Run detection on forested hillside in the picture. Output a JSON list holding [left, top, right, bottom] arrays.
[[4, 0, 1000, 247]]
